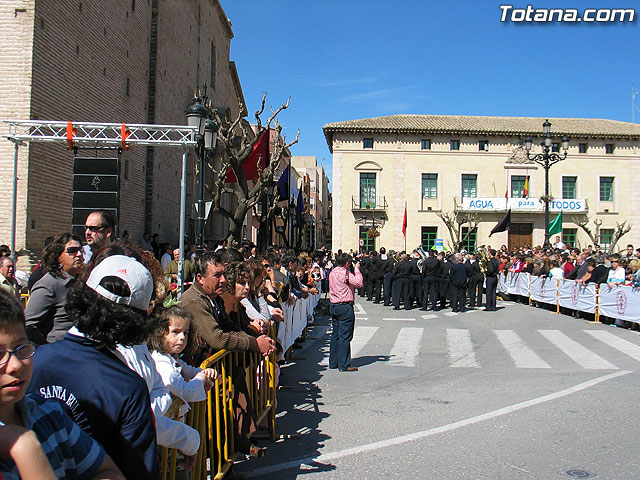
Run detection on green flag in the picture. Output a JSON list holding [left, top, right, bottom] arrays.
[[548, 211, 563, 236]]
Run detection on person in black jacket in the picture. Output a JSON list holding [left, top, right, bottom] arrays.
[[421, 250, 441, 311], [465, 252, 484, 308], [407, 253, 423, 309], [383, 249, 397, 306], [392, 254, 412, 310], [367, 251, 385, 302], [438, 252, 452, 310], [450, 254, 468, 313], [484, 249, 500, 311]]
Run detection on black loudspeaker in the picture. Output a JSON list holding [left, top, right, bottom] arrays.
[[71, 157, 120, 238]]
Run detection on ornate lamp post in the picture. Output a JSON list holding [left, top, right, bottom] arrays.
[[524, 119, 569, 248], [186, 88, 218, 256]]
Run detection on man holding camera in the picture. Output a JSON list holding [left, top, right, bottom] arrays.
[[328, 253, 363, 372]]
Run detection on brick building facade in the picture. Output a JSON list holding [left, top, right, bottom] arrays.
[[1, 0, 244, 253]]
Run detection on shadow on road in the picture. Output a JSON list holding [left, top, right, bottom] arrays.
[[235, 307, 336, 479]]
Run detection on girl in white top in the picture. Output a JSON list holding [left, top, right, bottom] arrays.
[[149, 305, 217, 417], [548, 259, 565, 279], [607, 255, 626, 287]]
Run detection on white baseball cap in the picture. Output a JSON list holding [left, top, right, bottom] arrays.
[[86, 255, 153, 311]]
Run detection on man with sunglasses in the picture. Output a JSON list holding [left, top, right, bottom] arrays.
[[83, 210, 115, 264]]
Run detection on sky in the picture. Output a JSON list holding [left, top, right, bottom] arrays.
[[221, 1, 640, 187]]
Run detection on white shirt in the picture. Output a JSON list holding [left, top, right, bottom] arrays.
[[161, 253, 172, 270], [115, 343, 200, 455], [151, 351, 206, 416], [549, 267, 565, 279]]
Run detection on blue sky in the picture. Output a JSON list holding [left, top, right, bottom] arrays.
[[221, 1, 640, 186]]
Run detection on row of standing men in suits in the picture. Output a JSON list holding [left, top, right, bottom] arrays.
[[354, 248, 501, 312]]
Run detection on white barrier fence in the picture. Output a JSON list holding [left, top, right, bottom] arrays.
[[277, 289, 321, 353], [497, 272, 640, 322]]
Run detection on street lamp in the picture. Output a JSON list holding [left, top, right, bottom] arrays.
[[524, 119, 569, 248], [186, 90, 217, 257]]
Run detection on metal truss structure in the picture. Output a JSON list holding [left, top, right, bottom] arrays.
[[6, 119, 197, 148], [4, 119, 196, 290]]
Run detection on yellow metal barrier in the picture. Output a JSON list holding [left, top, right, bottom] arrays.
[[159, 328, 277, 480]]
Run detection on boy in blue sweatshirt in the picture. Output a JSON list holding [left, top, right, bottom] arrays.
[[0, 289, 122, 479]]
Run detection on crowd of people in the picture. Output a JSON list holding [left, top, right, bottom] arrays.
[[349, 236, 640, 314], [0, 210, 332, 479], [1, 212, 638, 478]]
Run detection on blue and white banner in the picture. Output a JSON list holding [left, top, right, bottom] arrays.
[[529, 276, 559, 305], [517, 273, 530, 297], [598, 285, 640, 323], [558, 279, 596, 313]]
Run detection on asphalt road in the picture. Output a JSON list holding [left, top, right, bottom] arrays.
[[236, 297, 640, 479]]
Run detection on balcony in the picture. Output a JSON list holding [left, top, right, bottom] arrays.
[[351, 195, 388, 212]]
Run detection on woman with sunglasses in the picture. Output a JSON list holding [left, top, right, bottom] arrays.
[[606, 254, 626, 288], [24, 233, 84, 344]]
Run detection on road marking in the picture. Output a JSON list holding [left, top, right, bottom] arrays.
[[494, 330, 551, 369], [354, 303, 366, 314], [351, 326, 379, 358], [244, 371, 632, 477], [584, 330, 640, 362], [383, 317, 416, 322], [421, 314, 437, 319], [388, 327, 424, 367], [539, 330, 618, 370], [447, 328, 480, 367], [444, 311, 459, 316]]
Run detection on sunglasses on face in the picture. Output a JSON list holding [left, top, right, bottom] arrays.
[[262, 264, 271, 268], [84, 225, 105, 232], [64, 246, 83, 255]]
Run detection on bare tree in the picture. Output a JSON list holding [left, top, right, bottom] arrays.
[[571, 214, 631, 253], [204, 93, 299, 248], [436, 210, 480, 251], [571, 214, 601, 247]]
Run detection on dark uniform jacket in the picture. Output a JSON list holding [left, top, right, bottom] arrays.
[[423, 256, 441, 276], [450, 262, 469, 287]]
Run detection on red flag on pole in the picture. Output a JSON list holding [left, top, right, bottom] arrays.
[[225, 129, 269, 183], [402, 205, 407, 236]]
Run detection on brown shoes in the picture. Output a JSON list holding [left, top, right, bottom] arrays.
[[339, 366, 358, 372]]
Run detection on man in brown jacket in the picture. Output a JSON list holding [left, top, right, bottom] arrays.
[[181, 251, 274, 457], [180, 251, 275, 360]]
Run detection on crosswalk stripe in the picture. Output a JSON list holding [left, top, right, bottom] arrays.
[[444, 312, 459, 317], [389, 327, 424, 367], [447, 329, 480, 368], [539, 330, 618, 370], [383, 317, 416, 322], [584, 330, 640, 362], [421, 314, 437, 320], [351, 326, 380, 358], [354, 304, 366, 314], [494, 330, 551, 369]]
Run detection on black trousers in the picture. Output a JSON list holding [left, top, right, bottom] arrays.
[[485, 276, 498, 310], [408, 274, 422, 307], [367, 274, 382, 301], [422, 276, 439, 310], [383, 272, 393, 305], [392, 277, 408, 309], [451, 284, 467, 312], [439, 278, 451, 308], [467, 274, 484, 307]]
